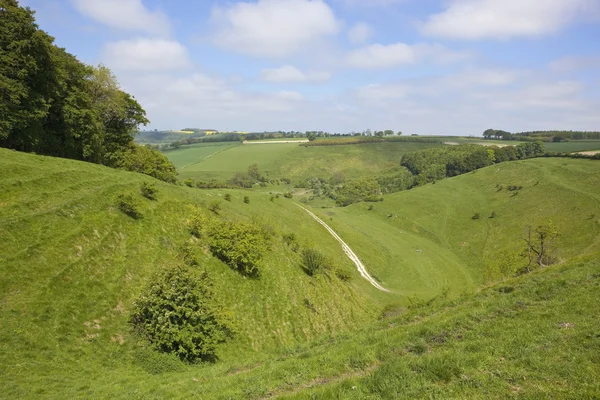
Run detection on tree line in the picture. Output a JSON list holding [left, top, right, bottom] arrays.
[[483, 129, 600, 142], [0, 1, 176, 182]]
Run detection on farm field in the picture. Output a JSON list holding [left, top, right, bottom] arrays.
[[163, 142, 240, 169], [169, 141, 445, 182], [544, 140, 600, 153]]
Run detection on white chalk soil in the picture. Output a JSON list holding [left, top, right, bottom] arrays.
[[296, 204, 391, 292]]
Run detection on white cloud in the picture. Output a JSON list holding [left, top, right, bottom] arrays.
[[346, 43, 470, 69], [260, 65, 331, 83], [550, 56, 600, 73], [70, 0, 170, 36], [421, 0, 594, 40], [348, 22, 373, 44], [211, 0, 340, 57], [103, 39, 191, 71]]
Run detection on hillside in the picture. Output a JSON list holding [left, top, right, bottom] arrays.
[[167, 141, 445, 182], [1, 149, 599, 398]]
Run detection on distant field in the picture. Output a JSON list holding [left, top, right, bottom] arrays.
[[544, 140, 600, 153], [164, 142, 240, 169], [168, 141, 445, 182]]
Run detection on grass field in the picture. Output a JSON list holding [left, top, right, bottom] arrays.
[[168, 141, 445, 182], [1, 148, 599, 398], [544, 140, 600, 153], [163, 142, 240, 169]]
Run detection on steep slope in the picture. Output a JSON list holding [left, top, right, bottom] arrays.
[[0, 148, 380, 398]]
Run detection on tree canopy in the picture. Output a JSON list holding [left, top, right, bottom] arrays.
[[0, 0, 151, 168]]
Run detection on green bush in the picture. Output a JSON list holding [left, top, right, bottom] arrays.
[[207, 220, 270, 277], [243, 196, 250, 204], [472, 213, 480, 220], [131, 266, 235, 363], [140, 182, 158, 200], [301, 248, 328, 276], [117, 144, 177, 183], [283, 192, 293, 199], [184, 178, 194, 188], [116, 194, 142, 219], [224, 193, 231, 202]]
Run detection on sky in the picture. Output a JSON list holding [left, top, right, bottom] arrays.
[[20, 0, 600, 135]]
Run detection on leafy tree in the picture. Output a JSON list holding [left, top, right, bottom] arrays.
[[374, 131, 384, 138], [384, 130, 394, 136], [131, 266, 235, 362], [306, 132, 317, 141]]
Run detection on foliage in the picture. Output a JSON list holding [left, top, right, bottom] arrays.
[[140, 182, 158, 200], [301, 248, 329, 276], [116, 194, 141, 219], [0, 2, 148, 163], [471, 213, 480, 220], [523, 222, 559, 270], [184, 179, 194, 187], [117, 144, 177, 183], [131, 266, 235, 362], [302, 136, 441, 146], [243, 196, 250, 204], [224, 193, 231, 202], [283, 192, 293, 199], [206, 220, 270, 277]]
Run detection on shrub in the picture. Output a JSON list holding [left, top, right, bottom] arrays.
[[208, 200, 222, 214], [187, 206, 208, 238], [117, 144, 177, 183], [471, 213, 480, 220], [283, 192, 293, 199], [243, 196, 250, 204], [184, 179, 194, 188], [489, 211, 497, 218], [207, 220, 270, 277], [131, 266, 235, 362], [301, 248, 328, 276], [116, 194, 141, 219], [140, 182, 158, 200], [224, 193, 231, 202]]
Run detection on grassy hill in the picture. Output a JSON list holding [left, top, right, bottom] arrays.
[[167, 141, 444, 182], [1, 148, 599, 398]]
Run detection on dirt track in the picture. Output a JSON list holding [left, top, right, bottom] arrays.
[[296, 204, 391, 292]]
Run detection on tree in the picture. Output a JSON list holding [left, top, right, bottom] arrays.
[[306, 132, 317, 141], [384, 130, 394, 136], [117, 144, 177, 183], [396, 131, 403, 136], [523, 223, 558, 271], [374, 131, 384, 138], [483, 129, 496, 139]]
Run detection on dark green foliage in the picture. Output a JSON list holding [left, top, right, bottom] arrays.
[[283, 192, 293, 199], [471, 213, 480, 220], [224, 193, 231, 202], [131, 266, 235, 363], [489, 211, 497, 219], [301, 248, 328, 276], [184, 179, 194, 188], [243, 196, 250, 204], [140, 182, 158, 200], [133, 347, 185, 375], [116, 194, 141, 219], [282, 233, 297, 247], [0, 2, 148, 163], [206, 220, 270, 277]]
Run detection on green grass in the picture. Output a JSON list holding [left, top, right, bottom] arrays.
[[169, 141, 444, 182], [544, 140, 600, 153], [163, 142, 240, 169], [1, 148, 599, 398], [322, 158, 600, 298]]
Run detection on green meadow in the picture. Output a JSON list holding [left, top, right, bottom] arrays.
[[2, 146, 599, 398], [169, 141, 445, 182]]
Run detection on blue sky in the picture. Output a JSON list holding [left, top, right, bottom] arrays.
[[21, 0, 600, 135]]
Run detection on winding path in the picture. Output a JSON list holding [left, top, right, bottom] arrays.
[[295, 204, 391, 292]]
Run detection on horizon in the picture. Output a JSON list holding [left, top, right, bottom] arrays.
[[21, 0, 600, 135]]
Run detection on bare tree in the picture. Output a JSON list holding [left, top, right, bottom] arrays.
[[523, 223, 558, 270]]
